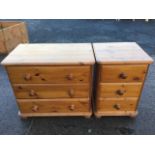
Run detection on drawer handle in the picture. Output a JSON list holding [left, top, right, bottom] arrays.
[[66, 74, 73, 80], [116, 90, 125, 96], [32, 105, 39, 112], [69, 104, 75, 111], [68, 89, 74, 97], [29, 89, 37, 97], [113, 104, 121, 110], [24, 73, 32, 81], [119, 73, 127, 79]]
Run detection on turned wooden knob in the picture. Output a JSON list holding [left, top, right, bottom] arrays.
[[68, 89, 74, 97], [32, 105, 39, 112], [66, 74, 73, 80], [116, 89, 125, 96], [29, 89, 36, 96], [69, 104, 75, 111], [113, 104, 121, 110], [24, 73, 32, 81], [119, 72, 127, 79]]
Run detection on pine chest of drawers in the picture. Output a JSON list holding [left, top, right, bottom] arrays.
[[1, 43, 95, 118], [93, 42, 153, 117]]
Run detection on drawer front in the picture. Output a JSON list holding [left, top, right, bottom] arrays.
[[6, 66, 91, 84], [13, 84, 89, 99], [100, 65, 147, 83], [17, 99, 90, 113], [98, 83, 142, 98], [97, 98, 138, 112]]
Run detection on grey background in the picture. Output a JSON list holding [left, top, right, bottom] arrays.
[[0, 19, 155, 134]]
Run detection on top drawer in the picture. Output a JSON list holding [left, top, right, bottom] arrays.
[[6, 66, 91, 84], [100, 65, 148, 83]]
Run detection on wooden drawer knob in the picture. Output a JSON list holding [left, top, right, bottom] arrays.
[[113, 104, 121, 110], [69, 104, 75, 111], [32, 105, 39, 112], [24, 73, 32, 81], [119, 72, 127, 79], [66, 74, 73, 80], [116, 89, 125, 96], [29, 89, 37, 97], [68, 89, 74, 97]]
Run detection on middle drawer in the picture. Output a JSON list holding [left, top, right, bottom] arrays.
[[13, 84, 89, 99], [98, 83, 142, 98]]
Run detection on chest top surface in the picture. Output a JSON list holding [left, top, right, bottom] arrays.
[[93, 42, 153, 64], [1, 43, 95, 65]]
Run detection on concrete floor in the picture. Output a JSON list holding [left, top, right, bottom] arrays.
[[0, 19, 155, 135]]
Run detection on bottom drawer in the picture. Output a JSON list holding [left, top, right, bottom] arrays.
[[17, 99, 90, 114], [97, 98, 138, 112]]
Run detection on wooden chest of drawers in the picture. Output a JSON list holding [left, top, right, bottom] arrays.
[[93, 42, 153, 117], [1, 43, 95, 118]]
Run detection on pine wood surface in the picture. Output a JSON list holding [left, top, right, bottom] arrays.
[[93, 42, 153, 64], [0, 21, 29, 53], [100, 64, 148, 83], [96, 98, 138, 112], [2, 43, 95, 65], [13, 84, 89, 99], [17, 98, 90, 114], [6, 66, 91, 84], [98, 83, 142, 98]]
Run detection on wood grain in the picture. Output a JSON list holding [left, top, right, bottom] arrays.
[[1, 43, 95, 65], [95, 111, 138, 117], [6, 66, 91, 84], [17, 98, 90, 114], [100, 64, 148, 83], [13, 84, 89, 99], [18, 111, 92, 117], [0, 30, 6, 53], [98, 83, 142, 98], [1, 21, 20, 28], [96, 98, 138, 112], [3, 23, 29, 52], [0, 21, 29, 54], [93, 42, 153, 64]]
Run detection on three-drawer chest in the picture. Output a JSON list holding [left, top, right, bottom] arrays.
[[93, 42, 153, 117], [1, 43, 95, 118]]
